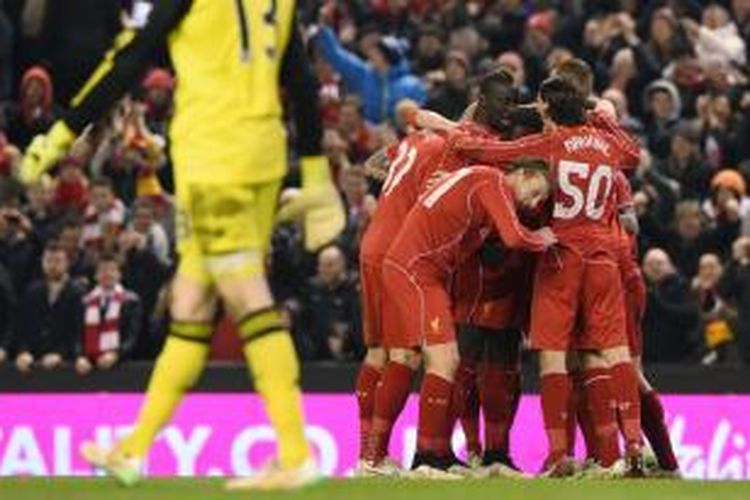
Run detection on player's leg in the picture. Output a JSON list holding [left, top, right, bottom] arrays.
[[356, 257, 388, 463], [480, 327, 522, 470], [635, 355, 680, 474], [568, 352, 598, 462], [530, 249, 582, 476], [209, 181, 313, 483], [81, 185, 218, 486], [365, 263, 422, 471], [453, 324, 484, 463], [579, 256, 632, 473], [410, 282, 464, 477]]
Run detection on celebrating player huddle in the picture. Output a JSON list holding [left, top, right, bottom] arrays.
[[355, 59, 680, 480]]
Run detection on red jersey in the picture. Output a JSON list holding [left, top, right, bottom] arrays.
[[613, 170, 638, 254], [385, 167, 547, 280], [361, 122, 495, 261], [452, 111, 640, 254]]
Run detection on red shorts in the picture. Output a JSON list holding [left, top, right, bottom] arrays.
[[360, 255, 386, 347], [452, 252, 533, 330], [381, 260, 456, 348], [530, 246, 627, 351]]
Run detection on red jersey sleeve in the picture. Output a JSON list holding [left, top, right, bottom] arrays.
[[475, 174, 548, 252], [450, 129, 552, 168], [587, 110, 641, 169], [614, 171, 634, 209]]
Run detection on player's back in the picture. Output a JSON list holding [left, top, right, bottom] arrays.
[[386, 167, 504, 277], [361, 131, 446, 260], [547, 124, 628, 253], [168, 0, 295, 183]]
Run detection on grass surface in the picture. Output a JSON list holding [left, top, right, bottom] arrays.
[[0, 478, 748, 500]]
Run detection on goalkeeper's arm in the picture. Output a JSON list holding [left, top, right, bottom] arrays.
[[277, 18, 345, 251]]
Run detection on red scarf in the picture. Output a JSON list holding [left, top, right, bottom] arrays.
[[83, 285, 125, 359]]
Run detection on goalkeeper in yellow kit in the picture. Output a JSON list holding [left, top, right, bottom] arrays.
[[20, 0, 344, 491]]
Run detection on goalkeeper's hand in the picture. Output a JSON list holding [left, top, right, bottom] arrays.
[[276, 156, 346, 252], [19, 121, 75, 184]]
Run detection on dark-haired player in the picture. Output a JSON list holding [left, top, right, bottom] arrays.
[[451, 77, 643, 476]]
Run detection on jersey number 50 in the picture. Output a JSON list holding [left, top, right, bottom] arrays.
[[553, 160, 614, 220]]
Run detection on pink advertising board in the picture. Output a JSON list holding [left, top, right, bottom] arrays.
[[0, 394, 748, 479]]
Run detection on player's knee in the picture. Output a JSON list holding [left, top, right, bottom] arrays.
[[539, 350, 568, 375], [456, 324, 485, 362], [365, 347, 388, 368], [217, 274, 274, 319], [170, 275, 218, 321], [389, 348, 421, 370], [602, 345, 632, 366], [424, 343, 460, 381]]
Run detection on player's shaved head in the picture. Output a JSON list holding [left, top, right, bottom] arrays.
[[475, 68, 518, 136]]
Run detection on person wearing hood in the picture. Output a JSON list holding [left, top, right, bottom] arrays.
[[643, 79, 682, 159], [5, 66, 58, 150], [313, 8, 426, 124]]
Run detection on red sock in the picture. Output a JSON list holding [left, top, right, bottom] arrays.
[[356, 363, 383, 460], [610, 362, 642, 454], [573, 372, 598, 460], [582, 368, 620, 467], [451, 361, 481, 456], [417, 373, 454, 457], [368, 361, 413, 462], [540, 373, 572, 465], [641, 391, 679, 471], [566, 376, 579, 457], [480, 363, 520, 453]]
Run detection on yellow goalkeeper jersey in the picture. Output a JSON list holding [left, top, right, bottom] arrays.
[[64, 0, 323, 184]]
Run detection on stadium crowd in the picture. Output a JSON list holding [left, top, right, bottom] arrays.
[[0, 0, 749, 372]]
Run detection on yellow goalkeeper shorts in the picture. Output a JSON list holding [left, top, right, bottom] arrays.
[[176, 178, 281, 284]]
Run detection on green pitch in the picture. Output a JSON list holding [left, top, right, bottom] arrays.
[[1, 478, 748, 500]]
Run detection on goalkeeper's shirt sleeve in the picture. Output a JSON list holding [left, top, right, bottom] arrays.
[[280, 18, 324, 158], [63, 0, 193, 134]]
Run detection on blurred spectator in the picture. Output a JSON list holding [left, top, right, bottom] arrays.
[[642, 248, 701, 363], [56, 218, 94, 286], [0, 5, 11, 101], [140, 68, 174, 136], [339, 165, 377, 263], [643, 79, 682, 159], [0, 262, 15, 363], [51, 157, 88, 217], [703, 169, 750, 235], [655, 122, 711, 201], [718, 236, 750, 364], [13, 242, 84, 372], [412, 24, 445, 76], [297, 245, 362, 361], [4, 66, 57, 149], [337, 96, 378, 163], [681, 5, 746, 75], [0, 205, 35, 295], [692, 253, 738, 365], [314, 22, 426, 123], [81, 177, 126, 251], [426, 50, 471, 120], [75, 254, 141, 375], [119, 209, 172, 359]]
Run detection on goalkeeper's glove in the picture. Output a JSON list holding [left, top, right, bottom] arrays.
[[276, 156, 346, 252], [20, 121, 76, 184]]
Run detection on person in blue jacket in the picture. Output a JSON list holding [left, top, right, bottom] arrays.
[[314, 25, 427, 124]]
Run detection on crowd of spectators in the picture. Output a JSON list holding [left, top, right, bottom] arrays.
[[0, 0, 749, 371]]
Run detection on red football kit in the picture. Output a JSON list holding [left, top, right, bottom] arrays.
[[613, 171, 646, 357], [381, 166, 548, 348], [359, 122, 496, 346], [451, 111, 640, 350]]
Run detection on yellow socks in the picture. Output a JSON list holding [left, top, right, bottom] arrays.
[[239, 308, 310, 469], [117, 322, 211, 459]]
